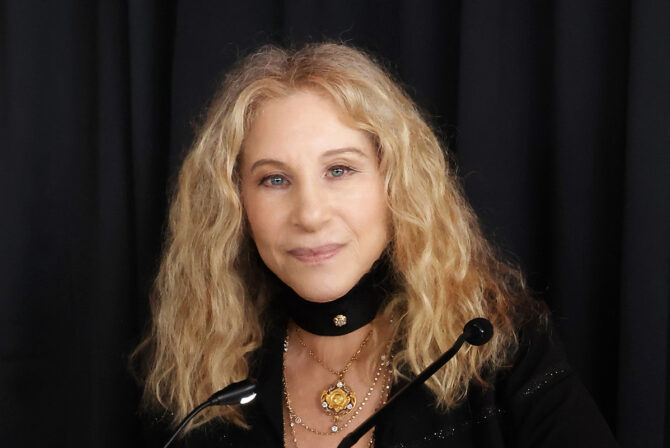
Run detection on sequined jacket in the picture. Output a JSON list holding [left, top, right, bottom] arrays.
[[144, 318, 618, 447]]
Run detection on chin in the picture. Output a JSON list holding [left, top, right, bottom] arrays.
[[290, 283, 348, 303], [286, 273, 357, 303]]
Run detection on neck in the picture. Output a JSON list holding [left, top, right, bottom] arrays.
[[292, 321, 374, 367], [272, 255, 395, 336]]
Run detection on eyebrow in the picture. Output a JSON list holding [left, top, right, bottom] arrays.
[[249, 147, 368, 172]]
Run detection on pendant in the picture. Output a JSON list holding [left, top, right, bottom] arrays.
[[320, 380, 356, 417]]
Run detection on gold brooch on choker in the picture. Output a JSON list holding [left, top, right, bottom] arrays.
[[333, 314, 347, 327]]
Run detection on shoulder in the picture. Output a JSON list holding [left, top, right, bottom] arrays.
[[139, 321, 288, 448], [496, 318, 570, 403], [140, 403, 282, 448], [377, 316, 619, 447], [492, 318, 619, 447]]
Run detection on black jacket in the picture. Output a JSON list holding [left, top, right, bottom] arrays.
[[146, 320, 618, 447]]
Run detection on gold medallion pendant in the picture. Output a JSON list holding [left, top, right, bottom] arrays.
[[321, 380, 357, 418]]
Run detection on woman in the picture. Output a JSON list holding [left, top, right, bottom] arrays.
[[135, 43, 617, 447]]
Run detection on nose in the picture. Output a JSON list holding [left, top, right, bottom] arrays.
[[291, 180, 331, 232]]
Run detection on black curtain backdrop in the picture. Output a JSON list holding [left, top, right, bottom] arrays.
[[2, 1, 668, 447]]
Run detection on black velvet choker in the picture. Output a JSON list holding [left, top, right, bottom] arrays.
[[272, 257, 395, 336]]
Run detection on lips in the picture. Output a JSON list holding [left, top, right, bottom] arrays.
[[287, 243, 344, 263]]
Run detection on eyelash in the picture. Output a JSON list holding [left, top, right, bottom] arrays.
[[259, 165, 356, 187]]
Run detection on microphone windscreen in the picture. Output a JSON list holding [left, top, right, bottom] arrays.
[[208, 379, 257, 406], [463, 318, 493, 346]]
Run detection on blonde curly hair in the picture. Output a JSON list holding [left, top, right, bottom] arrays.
[[133, 42, 545, 430]]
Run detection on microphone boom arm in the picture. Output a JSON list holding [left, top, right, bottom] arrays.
[[338, 318, 493, 448], [162, 379, 257, 448], [337, 334, 467, 448]]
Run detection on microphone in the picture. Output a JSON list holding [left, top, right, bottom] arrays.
[[462, 317, 494, 346], [162, 379, 257, 448], [337, 318, 493, 448]]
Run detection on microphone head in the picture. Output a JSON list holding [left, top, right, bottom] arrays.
[[208, 379, 258, 406], [463, 318, 493, 346]]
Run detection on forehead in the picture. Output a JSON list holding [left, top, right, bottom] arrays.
[[241, 90, 372, 162]]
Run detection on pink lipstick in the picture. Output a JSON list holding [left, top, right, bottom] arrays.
[[288, 244, 343, 263]]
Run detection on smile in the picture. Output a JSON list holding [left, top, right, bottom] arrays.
[[287, 244, 344, 263]]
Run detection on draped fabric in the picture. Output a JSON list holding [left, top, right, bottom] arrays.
[[2, 1, 668, 446]]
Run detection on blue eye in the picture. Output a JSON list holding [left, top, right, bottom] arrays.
[[261, 174, 288, 187], [329, 166, 349, 177]]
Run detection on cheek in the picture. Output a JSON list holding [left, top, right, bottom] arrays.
[[243, 194, 286, 256], [242, 192, 267, 242], [245, 205, 270, 243], [348, 187, 391, 240]]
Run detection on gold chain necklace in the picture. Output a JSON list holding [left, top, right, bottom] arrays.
[[283, 334, 393, 446], [293, 327, 373, 423]]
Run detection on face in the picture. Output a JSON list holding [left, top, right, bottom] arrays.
[[240, 90, 390, 302]]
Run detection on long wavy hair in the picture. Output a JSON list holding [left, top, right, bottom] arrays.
[[133, 42, 546, 430]]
